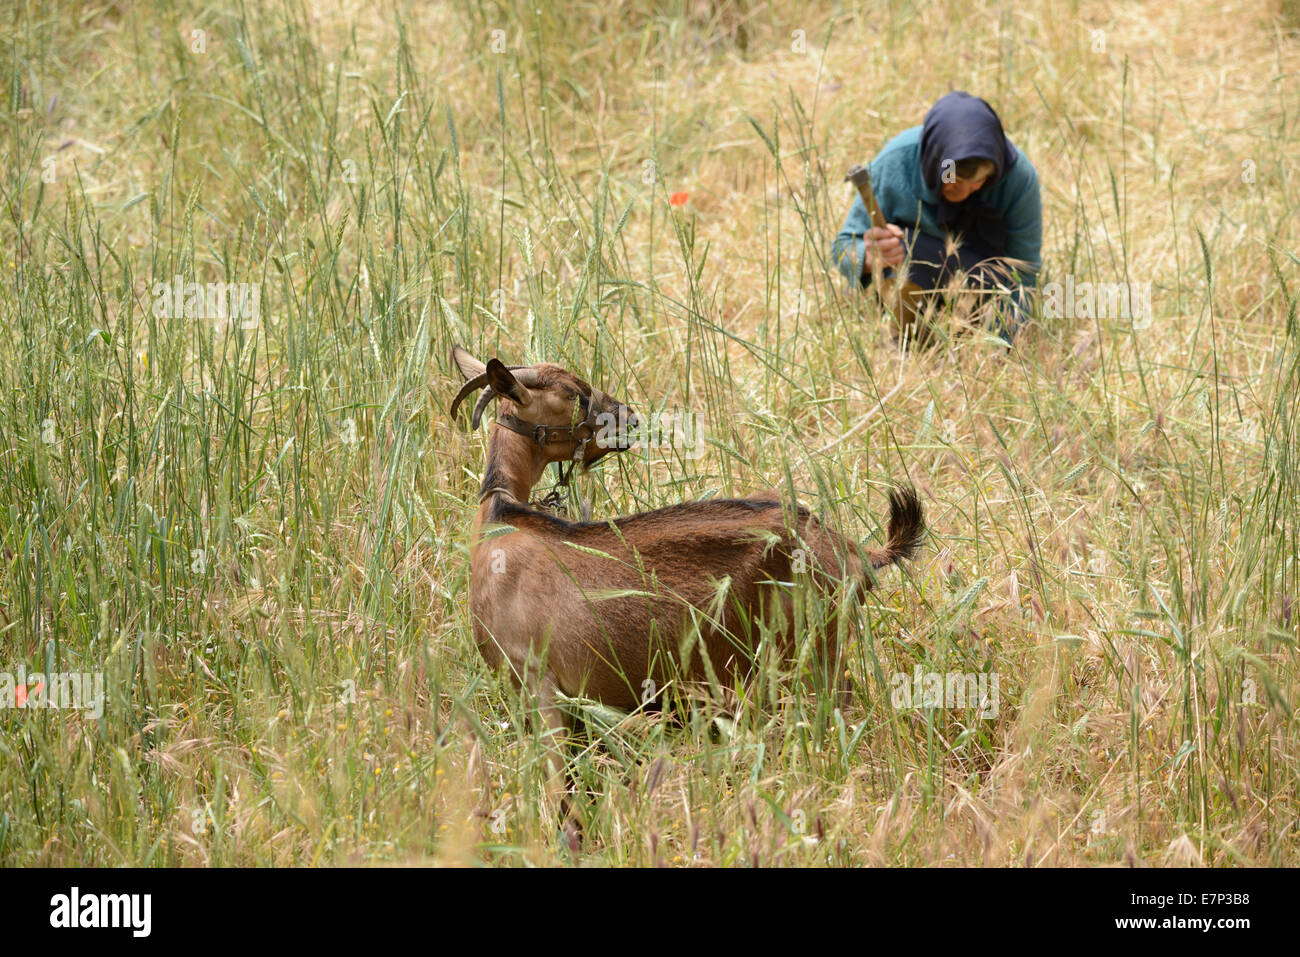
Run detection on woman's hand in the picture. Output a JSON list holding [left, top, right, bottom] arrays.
[[861, 224, 906, 271]]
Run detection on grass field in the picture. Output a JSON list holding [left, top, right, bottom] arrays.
[[1, 0, 1298, 866]]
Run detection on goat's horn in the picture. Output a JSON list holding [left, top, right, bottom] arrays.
[[449, 364, 540, 427], [470, 388, 497, 429], [450, 373, 490, 421]]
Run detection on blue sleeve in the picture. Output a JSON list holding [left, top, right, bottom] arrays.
[[831, 195, 873, 286], [989, 159, 1042, 341], [831, 137, 920, 285], [1000, 160, 1042, 287]]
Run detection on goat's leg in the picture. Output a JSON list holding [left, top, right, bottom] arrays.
[[833, 658, 855, 712], [818, 611, 854, 713], [461, 717, 492, 820], [820, 643, 853, 712], [534, 673, 575, 826]]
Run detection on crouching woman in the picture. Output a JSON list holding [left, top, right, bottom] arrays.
[[832, 91, 1042, 342]]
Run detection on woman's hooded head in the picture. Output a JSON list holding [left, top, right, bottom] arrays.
[[917, 91, 1019, 253], [920, 91, 1018, 196]]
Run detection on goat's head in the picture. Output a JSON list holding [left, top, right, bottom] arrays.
[[450, 345, 638, 468]]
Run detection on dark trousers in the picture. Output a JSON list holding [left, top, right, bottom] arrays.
[[863, 227, 1024, 341], [864, 228, 1003, 292]]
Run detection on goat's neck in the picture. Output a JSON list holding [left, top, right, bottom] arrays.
[[473, 421, 548, 523]]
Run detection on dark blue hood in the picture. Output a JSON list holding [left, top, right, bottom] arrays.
[[918, 91, 1019, 254], [920, 91, 1018, 192]]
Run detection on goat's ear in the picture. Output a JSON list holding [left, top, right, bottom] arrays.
[[451, 344, 487, 381], [486, 358, 532, 408]]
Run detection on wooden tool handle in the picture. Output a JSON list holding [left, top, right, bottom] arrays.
[[845, 164, 887, 230], [845, 163, 925, 338]]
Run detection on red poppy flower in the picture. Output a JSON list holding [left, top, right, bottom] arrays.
[[15, 681, 42, 707], [669, 191, 689, 207]]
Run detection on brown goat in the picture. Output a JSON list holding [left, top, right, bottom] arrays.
[[450, 345, 924, 809]]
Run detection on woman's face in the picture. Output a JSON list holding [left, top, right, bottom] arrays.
[[941, 161, 995, 203]]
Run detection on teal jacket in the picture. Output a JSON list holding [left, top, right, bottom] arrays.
[[832, 125, 1042, 301]]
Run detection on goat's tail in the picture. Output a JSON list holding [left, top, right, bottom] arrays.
[[865, 484, 925, 570]]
